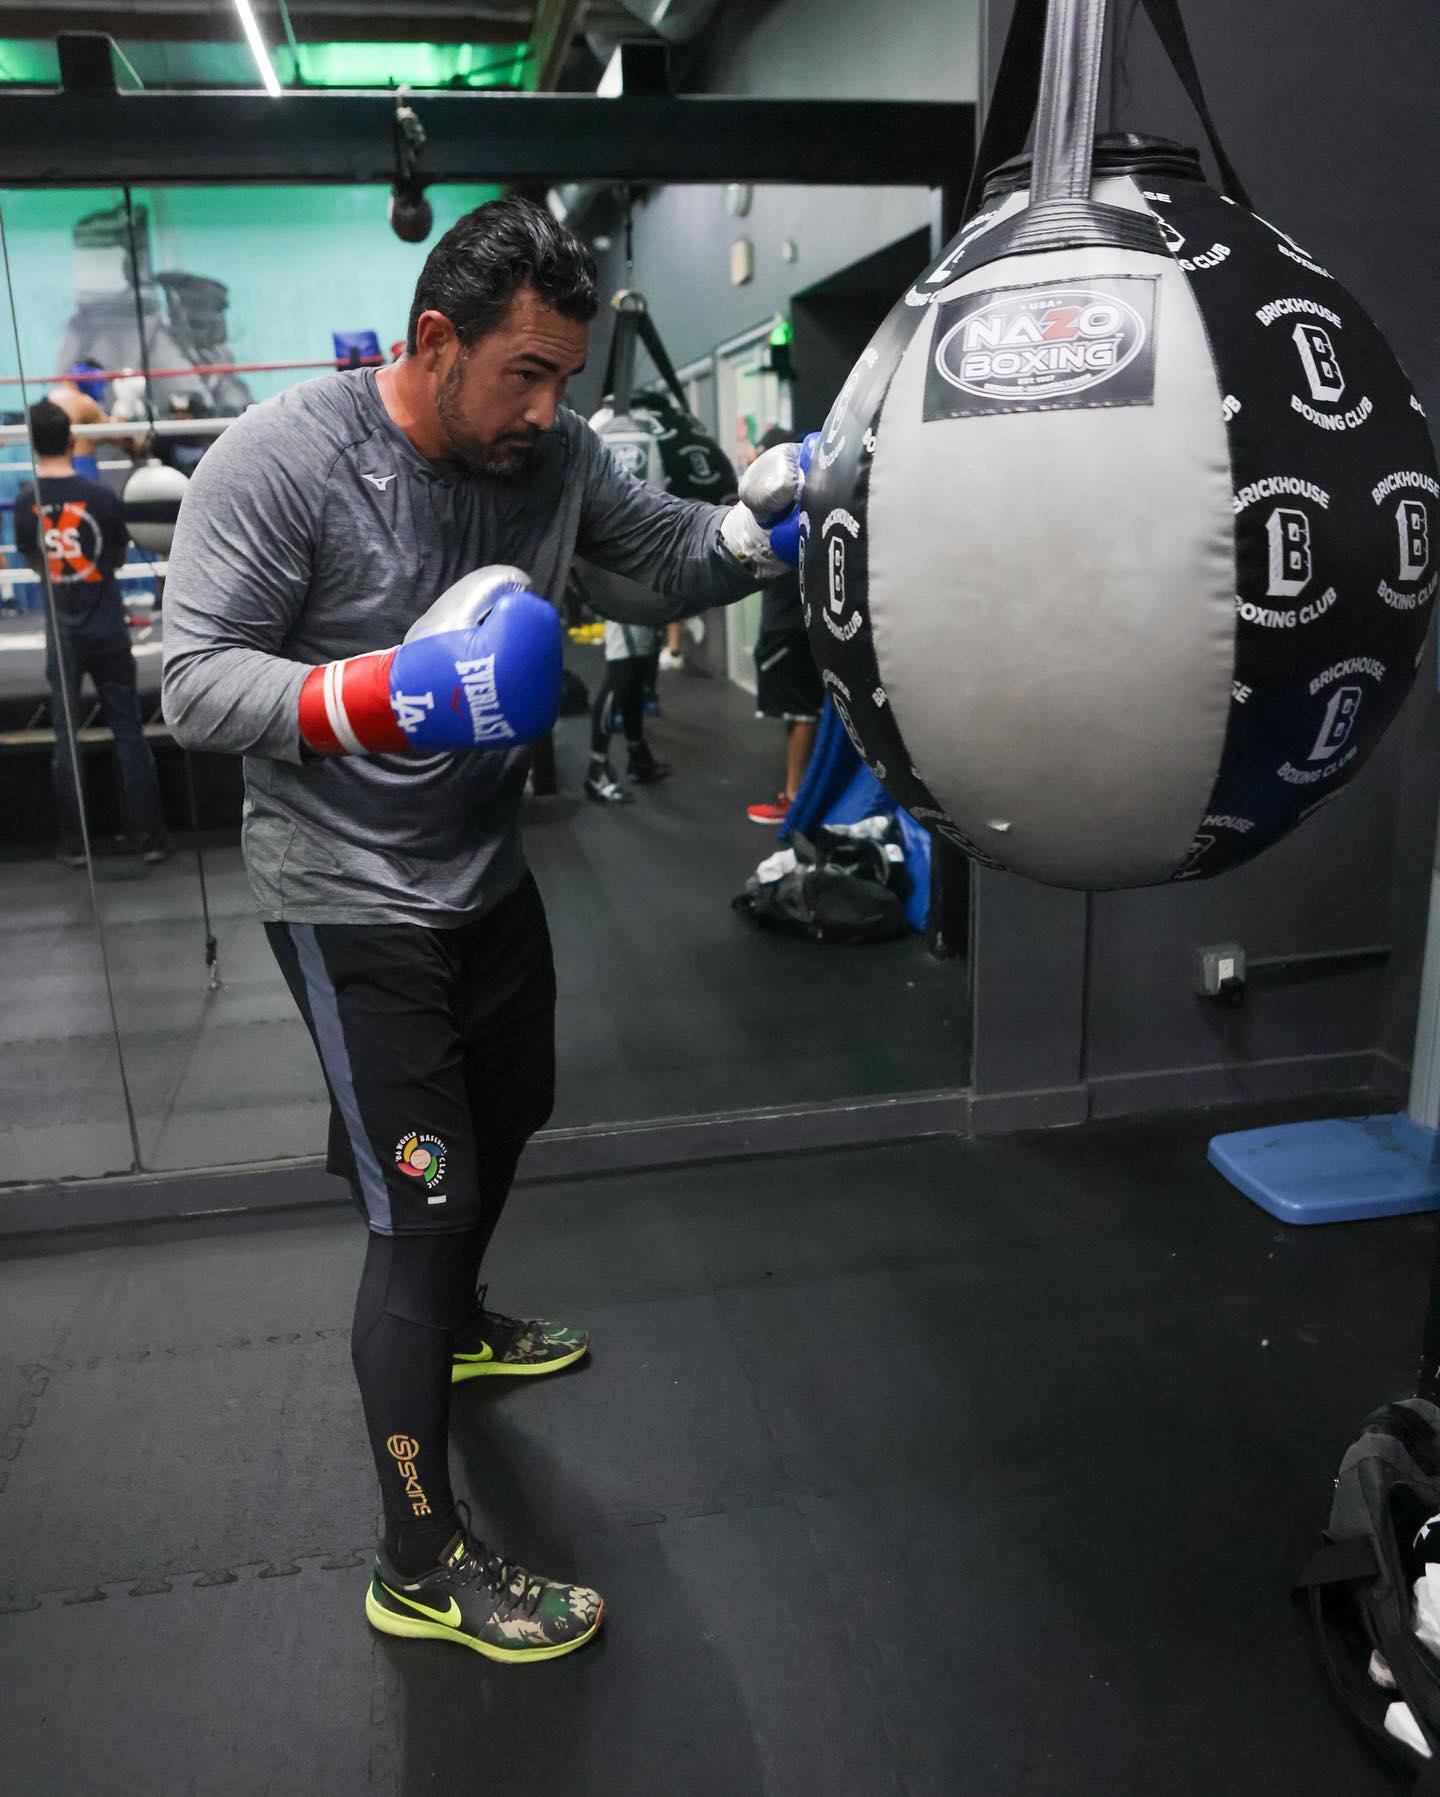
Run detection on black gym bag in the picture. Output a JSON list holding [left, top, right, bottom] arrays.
[[1296, 1400, 1440, 1790], [733, 827, 910, 946]]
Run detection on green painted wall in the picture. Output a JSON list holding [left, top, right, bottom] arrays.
[[0, 182, 503, 403]]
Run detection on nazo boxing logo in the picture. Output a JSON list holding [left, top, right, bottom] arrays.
[[925, 276, 1158, 419]]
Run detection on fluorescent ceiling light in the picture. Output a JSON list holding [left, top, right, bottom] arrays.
[[233, 0, 283, 96]]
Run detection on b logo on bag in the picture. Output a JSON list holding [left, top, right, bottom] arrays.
[[821, 509, 863, 642], [1292, 322, 1345, 403], [612, 441, 649, 478], [1266, 508, 1312, 597], [680, 445, 720, 485], [821, 669, 866, 758], [1371, 475, 1438, 607], [1173, 833, 1217, 880], [1398, 499, 1431, 583], [1156, 216, 1185, 255], [819, 347, 878, 470], [1310, 684, 1363, 761], [925, 276, 1158, 419]]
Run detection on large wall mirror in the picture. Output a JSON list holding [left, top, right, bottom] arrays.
[[0, 175, 971, 1187]]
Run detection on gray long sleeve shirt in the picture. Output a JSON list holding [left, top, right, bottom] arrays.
[[161, 369, 751, 926]]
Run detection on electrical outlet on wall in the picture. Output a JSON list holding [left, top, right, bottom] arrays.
[[1196, 942, 1247, 1000]]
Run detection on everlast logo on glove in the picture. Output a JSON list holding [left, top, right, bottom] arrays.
[[455, 653, 513, 742], [925, 276, 1158, 418]]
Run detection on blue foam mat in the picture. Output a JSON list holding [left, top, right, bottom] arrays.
[[1208, 1113, 1440, 1225]]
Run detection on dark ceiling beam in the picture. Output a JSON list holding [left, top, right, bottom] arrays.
[[0, 8, 530, 44], [0, 91, 974, 191]]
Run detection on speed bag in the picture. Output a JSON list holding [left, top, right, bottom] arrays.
[[798, 138, 1439, 888], [123, 458, 190, 554]]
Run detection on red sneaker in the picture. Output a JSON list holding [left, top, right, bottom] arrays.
[[746, 794, 792, 826]]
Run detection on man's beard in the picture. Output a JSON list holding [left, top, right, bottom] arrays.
[[435, 359, 540, 479]]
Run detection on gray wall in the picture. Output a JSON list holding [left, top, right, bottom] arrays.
[[584, 182, 936, 386], [694, 0, 979, 103], [570, 0, 979, 411], [969, 0, 1440, 1124]]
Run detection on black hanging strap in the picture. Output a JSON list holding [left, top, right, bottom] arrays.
[[635, 309, 690, 415], [961, 0, 1050, 219], [961, 0, 1251, 218], [602, 296, 643, 415], [1133, 0, 1252, 206], [1030, 0, 1108, 207], [600, 290, 690, 418]]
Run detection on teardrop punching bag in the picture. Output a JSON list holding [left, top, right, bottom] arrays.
[[588, 290, 736, 504], [799, 0, 1438, 889], [584, 290, 738, 624]]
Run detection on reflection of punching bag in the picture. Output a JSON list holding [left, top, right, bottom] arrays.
[[799, 0, 1438, 890], [123, 460, 189, 554], [584, 290, 737, 622]]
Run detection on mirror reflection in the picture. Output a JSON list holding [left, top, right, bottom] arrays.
[[0, 199, 142, 1181], [1, 178, 968, 1178]]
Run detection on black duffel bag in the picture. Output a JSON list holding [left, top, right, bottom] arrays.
[[1296, 1400, 1440, 1790], [733, 828, 909, 945]]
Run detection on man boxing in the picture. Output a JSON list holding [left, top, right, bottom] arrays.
[[161, 197, 802, 1667], [48, 360, 110, 473]]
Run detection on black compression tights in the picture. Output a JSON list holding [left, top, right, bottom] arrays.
[[351, 1229, 486, 1574], [591, 656, 648, 755]]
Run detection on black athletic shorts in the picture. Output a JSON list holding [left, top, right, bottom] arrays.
[[266, 872, 557, 1237], [754, 627, 824, 723]]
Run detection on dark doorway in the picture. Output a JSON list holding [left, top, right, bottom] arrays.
[[789, 226, 930, 431]]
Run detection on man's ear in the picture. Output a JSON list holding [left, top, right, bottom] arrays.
[[413, 310, 456, 372]]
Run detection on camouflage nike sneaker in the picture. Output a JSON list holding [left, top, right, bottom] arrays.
[[367, 1517, 603, 1665], [451, 1290, 589, 1383]]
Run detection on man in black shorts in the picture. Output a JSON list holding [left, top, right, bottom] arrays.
[[162, 198, 802, 1666], [746, 432, 824, 825], [16, 398, 167, 865], [746, 566, 824, 826]]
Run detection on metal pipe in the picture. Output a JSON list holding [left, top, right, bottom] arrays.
[[0, 416, 234, 443]]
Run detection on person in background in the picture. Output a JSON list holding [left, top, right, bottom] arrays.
[[15, 398, 168, 866], [48, 359, 110, 475], [746, 425, 824, 826], [157, 392, 212, 479], [584, 616, 671, 804], [658, 614, 705, 673]]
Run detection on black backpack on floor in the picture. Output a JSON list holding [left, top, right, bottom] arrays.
[[1296, 1400, 1440, 1791], [733, 829, 909, 945]]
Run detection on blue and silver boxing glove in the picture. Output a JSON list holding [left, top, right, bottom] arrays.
[[719, 431, 819, 575], [299, 565, 563, 755]]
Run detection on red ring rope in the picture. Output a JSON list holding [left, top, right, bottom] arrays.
[[0, 355, 386, 389]]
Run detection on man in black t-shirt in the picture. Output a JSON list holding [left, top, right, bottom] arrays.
[[15, 399, 166, 864]]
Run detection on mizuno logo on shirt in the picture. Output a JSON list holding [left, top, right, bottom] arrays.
[[363, 473, 397, 491]]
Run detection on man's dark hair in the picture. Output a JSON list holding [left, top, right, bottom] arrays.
[[406, 195, 598, 354], [29, 398, 73, 458]]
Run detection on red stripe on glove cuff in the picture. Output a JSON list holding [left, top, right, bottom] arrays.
[[298, 649, 408, 755]]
